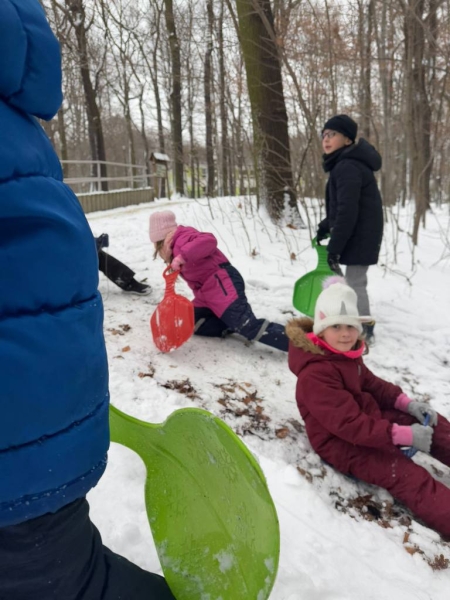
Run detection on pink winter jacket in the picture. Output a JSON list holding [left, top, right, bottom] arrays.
[[170, 226, 238, 313]]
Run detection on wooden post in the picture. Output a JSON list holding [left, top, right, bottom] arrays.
[[150, 153, 170, 199]]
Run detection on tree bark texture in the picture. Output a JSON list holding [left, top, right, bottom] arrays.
[[204, 0, 216, 197], [163, 0, 185, 195], [235, 0, 299, 223], [66, 0, 108, 191], [404, 0, 433, 244], [218, 0, 229, 196], [358, 0, 374, 140]]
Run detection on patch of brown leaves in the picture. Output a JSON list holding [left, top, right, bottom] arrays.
[[332, 493, 449, 570], [161, 378, 200, 400], [214, 381, 269, 435], [138, 364, 156, 379], [108, 324, 131, 336]]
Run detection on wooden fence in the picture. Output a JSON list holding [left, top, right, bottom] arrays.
[[77, 187, 154, 213]]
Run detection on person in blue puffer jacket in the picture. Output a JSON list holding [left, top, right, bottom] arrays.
[[0, 2, 174, 598]]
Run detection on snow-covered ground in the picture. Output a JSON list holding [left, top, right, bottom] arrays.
[[87, 196, 450, 599]]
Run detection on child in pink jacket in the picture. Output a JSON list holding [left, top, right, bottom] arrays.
[[149, 210, 288, 351], [286, 276, 450, 539]]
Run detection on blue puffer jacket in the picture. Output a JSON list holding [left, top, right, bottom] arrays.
[[0, 0, 109, 527]]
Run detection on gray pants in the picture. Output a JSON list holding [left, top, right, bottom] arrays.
[[345, 265, 371, 317]]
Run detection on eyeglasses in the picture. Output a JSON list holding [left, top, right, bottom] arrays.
[[321, 131, 337, 140]]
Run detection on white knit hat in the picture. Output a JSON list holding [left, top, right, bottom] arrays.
[[313, 276, 372, 336], [149, 210, 177, 243]]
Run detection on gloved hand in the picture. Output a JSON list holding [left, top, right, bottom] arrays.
[[316, 224, 329, 245], [411, 423, 434, 454], [95, 233, 109, 250], [327, 253, 343, 275], [408, 401, 438, 426], [170, 255, 184, 271]]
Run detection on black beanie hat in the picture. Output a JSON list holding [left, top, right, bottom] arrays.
[[322, 114, 358, 142]]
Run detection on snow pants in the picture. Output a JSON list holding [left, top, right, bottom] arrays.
[[320, 409, 450, 539], [98, 248, 135, 289], [0, 498, 175, 600], [193, 263, 288, 352], [345, 265, 371, 317]]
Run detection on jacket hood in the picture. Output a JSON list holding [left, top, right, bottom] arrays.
[[340, 138, 382, 172], [286, 317, 323, 353], [286, 318, 325, 376], [0, 0, 62, 120], [286, 317, 365, 376]]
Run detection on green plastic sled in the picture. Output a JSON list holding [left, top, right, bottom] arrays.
[[109, 405, 280, 600], [292, 237, 334, 317]]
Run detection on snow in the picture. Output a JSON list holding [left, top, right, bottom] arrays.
[[87, 196, 450, 598], [151, 152, 170, 162], [214, 549, 235, 573]]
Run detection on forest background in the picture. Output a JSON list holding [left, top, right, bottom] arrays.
[[42, 0, 450, 246]]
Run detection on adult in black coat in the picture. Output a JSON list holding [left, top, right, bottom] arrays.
[[317, 115, 383, 343]]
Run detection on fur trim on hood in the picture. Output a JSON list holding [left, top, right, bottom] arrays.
[[285, 318, 324, 355]]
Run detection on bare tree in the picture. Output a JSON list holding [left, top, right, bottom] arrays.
[[234, 0, 301, 223], [42, 0, 450, 244], [163, 0, 185, 195], [403, 0, 434, 243], [205, 0, 216, 196], [57, 0, 109, 190], [218, 0, 230, 196], [99, 0, 143, 187], [358, 0, 374, 139]]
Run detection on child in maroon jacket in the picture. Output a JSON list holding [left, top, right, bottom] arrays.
[[286, 276, 450, 539]]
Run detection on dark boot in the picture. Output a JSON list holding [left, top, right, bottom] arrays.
[[363, 320, 376, 346], [97, 249, 151, 295], [121, 279, 152, 295]]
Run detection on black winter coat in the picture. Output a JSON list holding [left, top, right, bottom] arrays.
[[319, 139, 384, 266]]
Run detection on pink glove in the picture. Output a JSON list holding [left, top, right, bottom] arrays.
[[394, 393, 412, 412], [395, 393, 438, 426], [170, 255, 185, 271], [391, 424, 413, 446], [392, 424, 433, 453]]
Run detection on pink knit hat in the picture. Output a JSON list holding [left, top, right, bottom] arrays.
[[149, 210, 177, 242]]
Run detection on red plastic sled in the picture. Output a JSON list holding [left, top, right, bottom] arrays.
[[150, 267, 194, 353]]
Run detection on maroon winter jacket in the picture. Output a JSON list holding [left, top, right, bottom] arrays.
[[286, 318, 402, 459]]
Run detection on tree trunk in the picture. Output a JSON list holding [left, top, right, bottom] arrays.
[[66, 0, 108, 191], [229, 124, 236, 196], [138, 89, 151, 187], [48, 0, 69, 178], [324, 0, 337, 114], [218, 0, 229, 196], [152, 3, 166, 197], [123, 80, 138, 189], [358, 0, 374, 139], [187, 48, 197, 198], [189, 118, 196, 198], [163, 0, 184, 195], [205, 0, 216, 197], [235, 0, 300, 223], [404, 0, 432, 244], [374, 0, 395, 205], [232, 55, 245, 196]]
